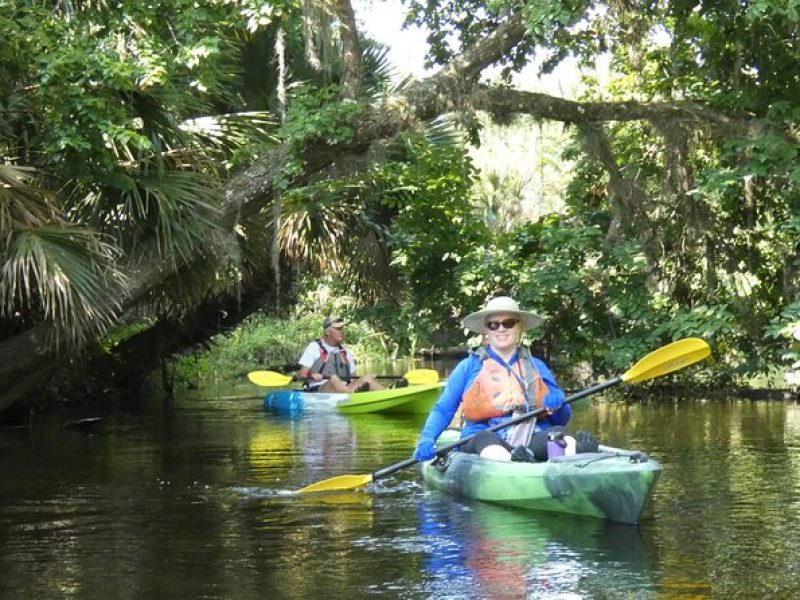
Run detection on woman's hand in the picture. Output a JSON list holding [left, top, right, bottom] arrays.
[[413, 439, 436, 461]]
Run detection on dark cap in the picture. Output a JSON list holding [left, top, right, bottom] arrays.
[[322, 315, 346, 329]]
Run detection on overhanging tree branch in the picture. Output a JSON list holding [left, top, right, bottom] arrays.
[[0, 10, 777, 413]]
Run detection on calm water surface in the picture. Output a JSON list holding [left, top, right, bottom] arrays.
[[2, 385, 800, 599]]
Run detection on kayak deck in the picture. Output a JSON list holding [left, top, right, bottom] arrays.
[[420, 446, 661, 525], [263, 382, 442, 415], [336, 383, 442, 414]]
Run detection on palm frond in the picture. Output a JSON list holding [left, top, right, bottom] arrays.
[[424, 114, 469, 148], [1, 224, 124, 346], [120, 170, 223, 269], [472, 169, 529, 233], [276, 187, 356, 272], [274, 177, 399, 301], [360, 41, 398, 97], [179, 111, 279, 167], [0, 164, 59, 235], [388, 73, 417, 96], [345, 214, 394, 300], [137, 227, 241, 317]]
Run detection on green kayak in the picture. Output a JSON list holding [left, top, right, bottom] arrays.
[[263, 382, 442, 415], [336, 382, 443, 414], [420, 443, 662, 525]]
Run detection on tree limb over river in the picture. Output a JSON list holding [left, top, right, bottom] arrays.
[[2, 3, 797, 413]]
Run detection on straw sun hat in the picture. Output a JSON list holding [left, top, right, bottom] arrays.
[[461, 296, 543, 333]]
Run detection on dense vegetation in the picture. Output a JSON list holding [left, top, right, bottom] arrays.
[[2, 0, 800, 412]]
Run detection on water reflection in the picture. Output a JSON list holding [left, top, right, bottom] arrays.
[[245, 410, 424, 493], [5, 390, 800, 598], [414, 496, 653, 599]]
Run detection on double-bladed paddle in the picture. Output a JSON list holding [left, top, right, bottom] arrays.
[[247, 368, 440, 387], [296, 337, 711, 494]]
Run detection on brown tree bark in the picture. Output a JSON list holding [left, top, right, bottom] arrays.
[[331, 0, 363, 100]]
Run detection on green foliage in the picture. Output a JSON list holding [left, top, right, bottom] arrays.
[[5, 0, 800, 395], [1, 224, 123, 345], [0, 0, 281, 345], [522, 0, 590, 39], [165, 0, 800, 390], [169, 310, 390, 387], [747, 0, 800, 21], [453, 217, 667, 373], [269, 112, 486, 354], [279, 84, 364, 147], [379, 126, 485, 321], [765, 301, 800, 367]]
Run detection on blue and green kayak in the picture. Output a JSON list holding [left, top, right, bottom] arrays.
[[420, 443, 661, 525], [263, 382, 443, 415]]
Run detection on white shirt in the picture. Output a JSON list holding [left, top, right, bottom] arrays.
[[298, 340, 357, 388]]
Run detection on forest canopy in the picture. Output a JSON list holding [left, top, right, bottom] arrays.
[[2, 0, 800, 412]]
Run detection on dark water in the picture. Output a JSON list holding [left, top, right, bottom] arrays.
[[2, 386, 800, 599]]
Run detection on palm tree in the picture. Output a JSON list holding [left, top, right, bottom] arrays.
[[0, 0, 282, 351]]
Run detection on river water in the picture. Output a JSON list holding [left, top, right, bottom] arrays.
[[1, 383, 800, 599]]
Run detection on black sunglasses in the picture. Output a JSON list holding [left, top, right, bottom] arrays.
[[485, 318, 519, 331]]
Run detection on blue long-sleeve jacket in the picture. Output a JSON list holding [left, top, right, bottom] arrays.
[[417, 347, 569, 446]]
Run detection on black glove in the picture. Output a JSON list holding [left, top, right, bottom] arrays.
[[574, 430, 599, 453]]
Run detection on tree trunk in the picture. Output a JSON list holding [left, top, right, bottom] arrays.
[[332, 0, 362, 100]]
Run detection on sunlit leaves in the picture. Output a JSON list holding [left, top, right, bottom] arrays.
[[522, 0, 591, 38], [0, 166, 58, 233], [1, 225, 124, 346], [765, 301, 800, 387], [279, 84, 363, 146], [0, 0, 287, 351], [746, 0, 800, 22]]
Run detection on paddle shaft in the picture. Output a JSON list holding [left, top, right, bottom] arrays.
[[267, 374, 404, 384], [371, 376, 623, 481], [299, 338, 709, 494], [299, 374, 413, 383]]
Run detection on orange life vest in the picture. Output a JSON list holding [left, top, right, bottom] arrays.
[[461, 347, 549, 422]]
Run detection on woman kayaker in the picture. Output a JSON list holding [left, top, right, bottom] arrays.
[[413, 296, 596, 462]]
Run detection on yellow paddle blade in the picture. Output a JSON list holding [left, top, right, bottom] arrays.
[[247, 370, 294, 387], [297, 473, 374, 494], [404, 369, 440, 385], [622, 337, 711, 384]]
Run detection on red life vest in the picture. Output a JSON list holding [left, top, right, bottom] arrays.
[[461, 347, 549, 422]]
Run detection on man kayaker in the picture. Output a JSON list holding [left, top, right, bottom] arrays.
[[297, 315, 383, 393], [413, 296, 597, 463]]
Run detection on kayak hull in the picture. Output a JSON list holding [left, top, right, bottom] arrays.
[[263, 382, 442, 415], [420, 446, 661, 525]]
